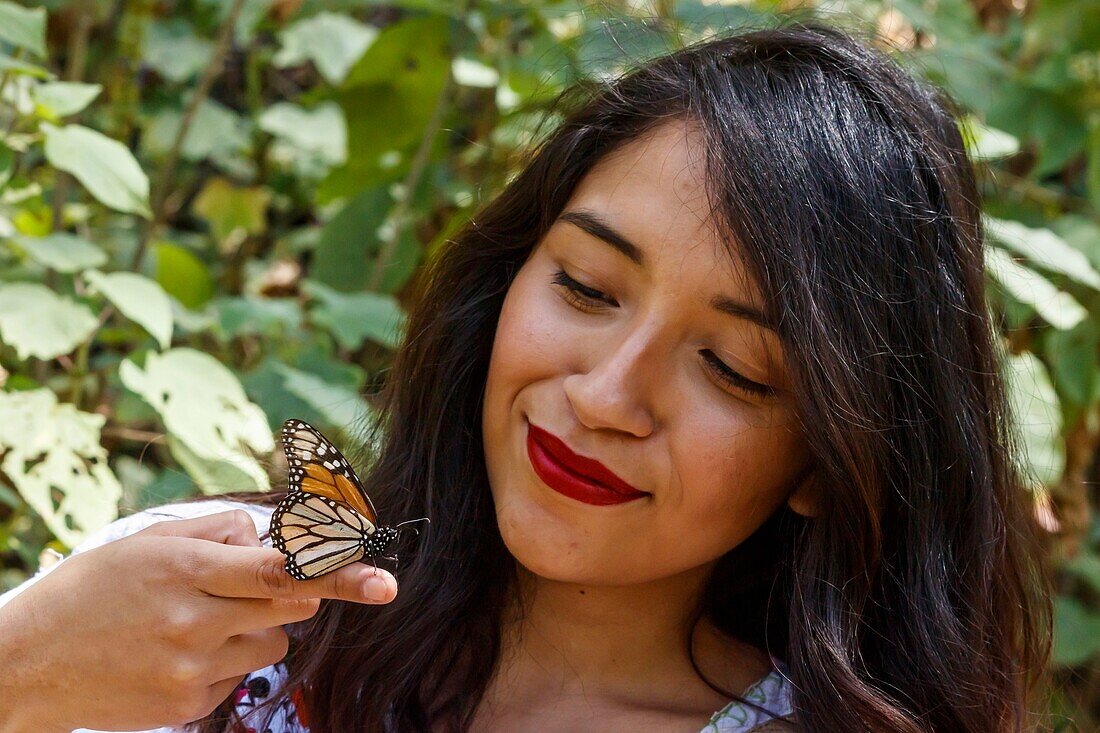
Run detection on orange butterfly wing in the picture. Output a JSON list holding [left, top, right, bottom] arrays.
[[280, 419, 378, 525]]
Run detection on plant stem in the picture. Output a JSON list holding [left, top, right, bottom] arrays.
[[131, 0, 247, 270], [368, 72, 454, 292]]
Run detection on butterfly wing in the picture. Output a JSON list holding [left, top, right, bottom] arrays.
[[270, 491, 374, 580], [280, 419, 379, 525]]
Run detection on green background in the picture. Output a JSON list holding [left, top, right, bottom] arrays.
[[0, 0, 1095, 727]]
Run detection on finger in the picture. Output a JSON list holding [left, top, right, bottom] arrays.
[[141, 509, 263, 548], [204, 673, 252, 717], [209, 596, 322, 637], [210, 627, 291, 683], [194, 544, 398, 604]]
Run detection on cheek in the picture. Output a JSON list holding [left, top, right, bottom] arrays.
[[658, 406, 807, 557]]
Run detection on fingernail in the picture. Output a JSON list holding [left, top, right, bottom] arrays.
[[362, 573, 393, 602]]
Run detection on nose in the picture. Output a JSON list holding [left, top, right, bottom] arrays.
[[562, 326, 658, 438]]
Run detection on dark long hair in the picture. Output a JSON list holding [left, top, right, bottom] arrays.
[[192, 19, 1052, 733]]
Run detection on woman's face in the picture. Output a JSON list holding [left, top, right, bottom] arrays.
[[482, 120, 814, 585]]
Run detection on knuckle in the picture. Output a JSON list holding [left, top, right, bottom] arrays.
[[166, 656, 205, 687], [163, 606, 200, 638], [255, 554, 290, 595], [228, 509, 256, 537]]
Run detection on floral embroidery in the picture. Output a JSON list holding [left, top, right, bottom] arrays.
[[702, 657, 795, 732]]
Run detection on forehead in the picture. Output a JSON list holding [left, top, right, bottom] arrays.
[[563, 120, 763, 304]]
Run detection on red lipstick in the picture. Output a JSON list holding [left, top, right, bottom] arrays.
[[526, 422, 648, 506]]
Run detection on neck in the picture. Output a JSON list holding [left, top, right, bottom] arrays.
[[495, 559, 734, 703]]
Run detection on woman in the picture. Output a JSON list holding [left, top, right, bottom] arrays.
[[0, 20, 1053, 733]]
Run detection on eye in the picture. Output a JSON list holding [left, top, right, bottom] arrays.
[[551, 268, 773, 399], [700, 349, 774, 398], [551, 268, 618, 310]]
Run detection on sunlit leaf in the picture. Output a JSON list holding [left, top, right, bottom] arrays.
[[0, 1, 46, 57], [985, 215, 1100, 290], [85, 270, 174, 349], [33, 82, 102, 120], [41, 123, 152, 218], [959, 114, 1020, 160], [143, 20, 214, 83], [0, 389, 121, 547], [0, 283, 98, 360], [985, 246, 1087, 330], [119, 348, 274, 494], [10, 233, 107, 273], [143, 99, 251, 163], [274, 11, 378, 85], [258, 102, 347, 166], [1004, 351, 1064, 487]]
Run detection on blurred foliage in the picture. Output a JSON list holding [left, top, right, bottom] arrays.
[[0, 0, 1096, 727]]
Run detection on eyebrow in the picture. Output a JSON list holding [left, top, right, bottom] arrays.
[[555, 207, 778, 333]]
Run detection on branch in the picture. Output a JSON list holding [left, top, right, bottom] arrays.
[[132, 0, 248, 269], [368, 72, 455, 292]]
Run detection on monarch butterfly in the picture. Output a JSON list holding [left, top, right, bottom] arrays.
[[270, 419, 429, 580]]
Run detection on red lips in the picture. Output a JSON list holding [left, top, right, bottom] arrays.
[[526, 422, 648, 506]]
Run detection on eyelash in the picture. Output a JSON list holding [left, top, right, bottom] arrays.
[[550, 268, 774, 399]]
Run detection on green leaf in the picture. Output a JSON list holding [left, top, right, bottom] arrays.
[[310, 186, 390, 291], [192, 177, 271, 249], [0, 51, 52, 78], [143, 20, 214, 83], [0, 1, 47, 57], [0, 389, 121, 547], [0, 283, 98, 360], [212, 296, 302, 340], [10, 233, 107, 273], [1004, 351, 1064, 487], [85, 270, 174, 349], [985, 215, 1100, 291], [153, 242, 214, 309], [119, 348, 274, 494], [1041, 320, 1100, 410], [0, 139, 13, 189], [258, 101, 347, 166], [1053, 596, 1100, 667], [319, 15, 451, 200], [41, 123, 152, 219], [273, 362, 372, 433], [959, 114, 1019, 161], [143, 99, 251, 164], [33, 82, 102, 119], [985, 247, 1087, 330], [451, 57, 499, 88], [274, 11, 378, 85], [1064, 551, 1100, 595], [304, 280, 406, 350]]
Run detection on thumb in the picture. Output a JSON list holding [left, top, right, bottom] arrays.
[[196, 544, 398, 604]]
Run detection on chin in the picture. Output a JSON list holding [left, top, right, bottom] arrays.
[[492, 495, 650, 586]]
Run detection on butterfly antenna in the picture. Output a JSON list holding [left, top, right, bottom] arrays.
[[396, 516, 430, 540], [395, 516, 430, 529]]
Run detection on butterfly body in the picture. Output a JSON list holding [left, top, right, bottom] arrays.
[[270, 419, 426, 580]]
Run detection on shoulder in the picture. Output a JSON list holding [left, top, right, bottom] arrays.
[[0, 498, 276, 611], [702, 657, 797, 733]]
